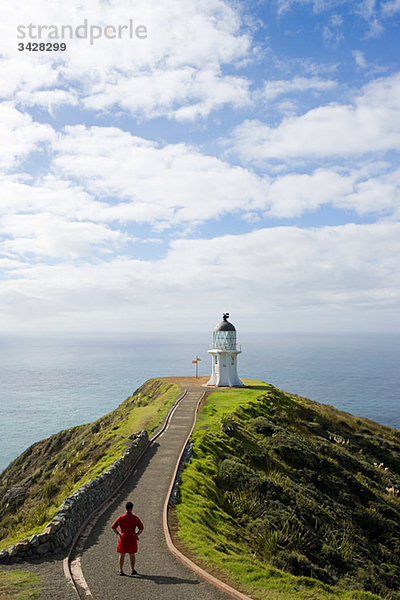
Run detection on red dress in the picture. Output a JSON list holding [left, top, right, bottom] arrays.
[[111, 513, 144, 554]]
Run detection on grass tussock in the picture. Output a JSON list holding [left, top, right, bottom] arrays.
[[0, 378, 180, 549], [176, 379, 400, 600]]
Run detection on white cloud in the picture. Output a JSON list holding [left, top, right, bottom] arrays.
[[264, 77, 336, 101], [0, 0, 252, 120], [275, 0, 396, 37], [382, 0, 400, 16], [323, 23, 344, 48], [0, 58, 59, 101], [0, 0, 398, 337], [340, 167, 400, 215], [1, 129, 398, 251], [84, 68, 250, 121], [18, 89, 79, 111], [0, 102, 55, 171], [262, 164, 400, 218], [0, 176, 98, 219], [49, 125, 270, 226], [356, 0, 384, 37], [165, 223, 400, 301], [353, 50, 367, 68], [1, 213, 127, 259], [1, 222, 400, 331], [264, 169, 354, 217], [276, 0, 348, 11], [231, 72, 400, 162]]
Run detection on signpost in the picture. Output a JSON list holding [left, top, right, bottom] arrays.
[[192, 356, 201, 378]]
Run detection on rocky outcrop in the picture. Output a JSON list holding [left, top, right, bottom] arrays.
[[0, 430, 148, 563], [2, 486, 27, 509]]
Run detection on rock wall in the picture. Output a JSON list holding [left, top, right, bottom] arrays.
[[169, 440, 193, 506], [0, 430, 149, 564]]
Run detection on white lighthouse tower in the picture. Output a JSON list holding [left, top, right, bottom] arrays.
[[206, 313, 243, 387]]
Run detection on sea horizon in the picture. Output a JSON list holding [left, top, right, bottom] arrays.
[[1, 331, 399, 472]]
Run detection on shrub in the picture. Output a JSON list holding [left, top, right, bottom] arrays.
[[273, 550, 314, 576], [217, 459, 254, 490], [220, 414, 239, 436], [251, 416, 275, 436], [225, 489, 267, 520], [44, 481, 58, 500]]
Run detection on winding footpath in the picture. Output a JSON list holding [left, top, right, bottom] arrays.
[[71, 383, 239, 600]]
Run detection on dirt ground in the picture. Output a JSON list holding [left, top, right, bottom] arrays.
[[160, 376, 210, 387]]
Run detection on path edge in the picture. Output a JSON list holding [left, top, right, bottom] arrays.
[[162, 391, 254, 600], [63, 388, 188, 598]]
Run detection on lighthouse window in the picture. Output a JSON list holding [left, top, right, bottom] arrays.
[[214, 356, 218, 364], [231, 357, 234, 365]]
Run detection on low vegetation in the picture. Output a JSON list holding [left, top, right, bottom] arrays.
[[176, 380, 400, 600], [0, 378, 180, 549], [0, 569, 41, 599]]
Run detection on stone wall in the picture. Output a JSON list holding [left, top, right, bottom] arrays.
[[169, 440, 193, 506], [0, 430, 149, 564]]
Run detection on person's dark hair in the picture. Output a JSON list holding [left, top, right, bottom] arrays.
[[125, 501, 134, 511]]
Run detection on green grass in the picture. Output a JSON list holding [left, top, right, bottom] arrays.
[[0, 378, 181, 549], [0, 570, 41, 599], [175, 380, 400, 600]]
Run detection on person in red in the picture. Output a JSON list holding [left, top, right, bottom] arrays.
[[111, 501, 144, 576]]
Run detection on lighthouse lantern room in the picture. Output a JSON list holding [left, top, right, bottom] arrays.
[[206, 313, 243, 387]]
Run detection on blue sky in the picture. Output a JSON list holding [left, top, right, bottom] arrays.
[[1, 0, 399, 332]]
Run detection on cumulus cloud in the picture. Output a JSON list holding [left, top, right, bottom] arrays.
[[50, 126, 400, 226], [264, 169, 353, 217], [163, 223, 400, 308], [1, 213, 126, 259], [231, 72, 400, 162], [1, 126, 398, 253], [0, 102, 55, 171], [0, 176, 99, 219], [0, 0, 398, 336], [0, 0, 251, 120], [49, 125, 270, 226], [84, 68, 250, 121], [1, 223, 400, 331], [262, 164, 400, 218], [0, 59, 60, 101]]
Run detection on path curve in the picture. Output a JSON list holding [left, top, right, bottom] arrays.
[[75, 386, 239, 600]]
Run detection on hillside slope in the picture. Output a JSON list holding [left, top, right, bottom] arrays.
[[0, 378, 180, 549], [176, 380, 400, 600]]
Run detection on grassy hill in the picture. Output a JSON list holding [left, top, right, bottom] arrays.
[[175, 380, 400, 600], [0, 378, 180, 549], [2, 377, 399, 600]]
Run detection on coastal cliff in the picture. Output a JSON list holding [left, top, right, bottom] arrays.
[[0, 378, 180, 555], [174, 380, 400, 600], [1, 378, 399, 600]]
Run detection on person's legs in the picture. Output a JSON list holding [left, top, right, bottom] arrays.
[[118, 553, 125, 574], [129, 553, 136, 573]]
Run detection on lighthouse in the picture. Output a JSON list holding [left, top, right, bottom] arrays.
[[206, 313, 243, 387]]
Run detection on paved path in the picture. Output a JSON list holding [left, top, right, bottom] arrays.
[[79, 387, 230, 600]]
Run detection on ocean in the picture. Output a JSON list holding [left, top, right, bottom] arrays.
[[0, 332, 399, 473]]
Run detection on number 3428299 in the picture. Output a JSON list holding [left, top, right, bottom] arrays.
[[18, 42, 66, 51]]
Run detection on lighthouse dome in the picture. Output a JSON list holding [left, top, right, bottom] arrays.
[[212, 313, 237, 351], [214, 318, 236, 332]]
